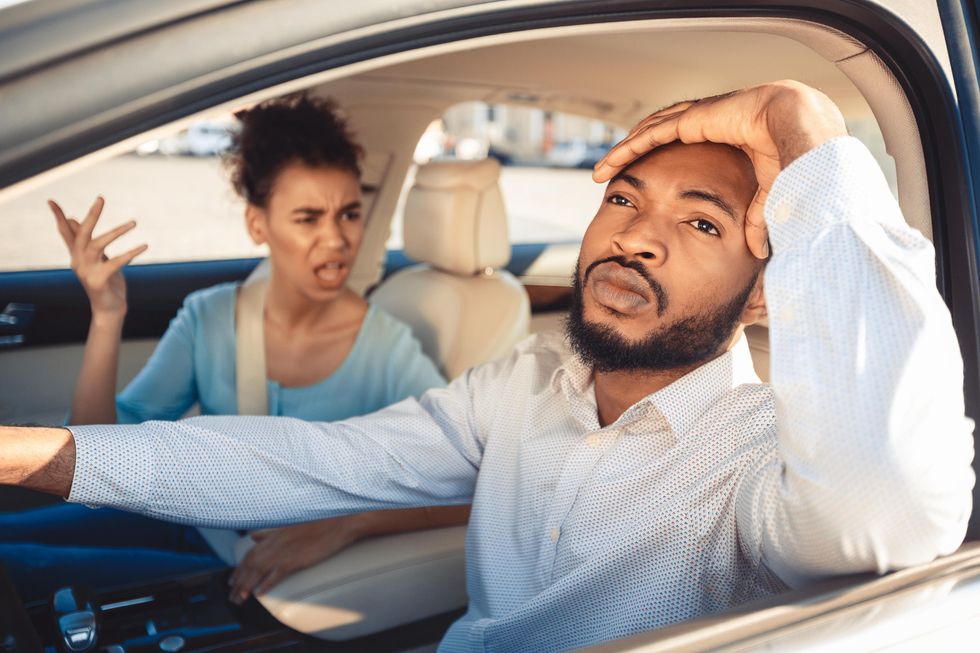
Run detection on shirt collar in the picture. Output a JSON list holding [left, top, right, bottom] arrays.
[[647, 335, 760, 439], [554, 334, 760, 438]]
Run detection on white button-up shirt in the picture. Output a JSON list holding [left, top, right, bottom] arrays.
[[69, 138, 975, 653]]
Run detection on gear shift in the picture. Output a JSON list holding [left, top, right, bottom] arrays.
[[50, 587, 98, 653]]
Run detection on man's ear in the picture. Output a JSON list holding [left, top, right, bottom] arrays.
[[244, 204, 268, 246], [739, 272, 767, 326]]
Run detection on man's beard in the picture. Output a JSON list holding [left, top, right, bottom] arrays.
[[565, 256, 758, 374]]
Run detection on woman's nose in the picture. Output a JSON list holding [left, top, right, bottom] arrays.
[[610, 217, 667, 266], [317, 218, 347, 250]]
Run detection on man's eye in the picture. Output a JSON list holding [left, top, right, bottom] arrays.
[[690, 218, 720, 236], [296, 216, 318, 224], [607, 194, 634, 208], [342, 211, 362, 222]]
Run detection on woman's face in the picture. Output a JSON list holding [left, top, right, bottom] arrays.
[[246, 163, 364, 303]]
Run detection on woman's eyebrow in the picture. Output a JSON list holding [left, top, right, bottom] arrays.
[[292, 206, 325, 215], [679, 189, 737, 224]]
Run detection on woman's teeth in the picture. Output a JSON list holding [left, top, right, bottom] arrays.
[[316, 263, 344, 282]]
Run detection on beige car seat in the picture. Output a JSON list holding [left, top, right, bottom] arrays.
[[243, 158, 530, 641], [371, 157, 530, 379]]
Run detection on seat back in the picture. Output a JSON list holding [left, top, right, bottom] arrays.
[[372, 158, 530, 378]]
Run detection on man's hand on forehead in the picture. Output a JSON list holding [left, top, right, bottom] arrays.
[[593, 80, 847, 259]]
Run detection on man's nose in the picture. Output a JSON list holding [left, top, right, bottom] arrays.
[[610, 216, 667, 266]]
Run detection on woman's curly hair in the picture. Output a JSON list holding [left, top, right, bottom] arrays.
[[226, 93, 363, 207]]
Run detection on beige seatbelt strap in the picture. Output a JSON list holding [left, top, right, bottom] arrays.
[[235, 277, 269, 415], [198, 273, 269, 565]]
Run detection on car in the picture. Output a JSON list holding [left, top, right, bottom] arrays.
[[1, 1, 979, 652]]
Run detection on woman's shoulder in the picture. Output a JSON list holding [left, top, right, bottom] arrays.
[[361, 302, 419, 345], [181, 281, 240, 312]]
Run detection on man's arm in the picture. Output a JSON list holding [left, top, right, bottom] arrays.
[[736, 137, 974, 586], [3, 354, 508, 529], [0, 426, 75, 496], [596, 80, 975, 585]]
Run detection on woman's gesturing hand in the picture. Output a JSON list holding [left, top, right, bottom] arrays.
[[50, 197, 148, 317], [592, 80, 848, 259]]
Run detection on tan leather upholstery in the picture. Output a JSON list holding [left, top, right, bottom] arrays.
[[373, 159, 530, 379], [403, 158, 511, 275], [240, 526, 468, 641]]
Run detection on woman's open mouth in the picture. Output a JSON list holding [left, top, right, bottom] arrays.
[[314, 261, 347, 285]]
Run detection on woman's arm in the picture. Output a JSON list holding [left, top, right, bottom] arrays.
[[228, 505, 472, 603], [50, 197, 147, 425]]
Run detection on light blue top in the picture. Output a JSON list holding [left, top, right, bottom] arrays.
[[116, 282, 445, 423]]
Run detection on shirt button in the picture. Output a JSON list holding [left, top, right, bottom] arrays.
[[772, 202, 791, 225], [549, 528, 560, 542], [586, 434, 601, 447]]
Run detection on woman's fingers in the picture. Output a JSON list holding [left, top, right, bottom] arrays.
[[104, 244, 148, 272], [49, 200, 76, 248], [90, 220, 137, 252], [81, 195, 105, 236], [254, 566, 288, 596], [229, 559, 263, 603]]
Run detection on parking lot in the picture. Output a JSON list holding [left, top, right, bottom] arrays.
[[1, 155, 603, 273]]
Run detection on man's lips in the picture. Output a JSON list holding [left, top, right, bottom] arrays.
[[588, 263, 654, 314]]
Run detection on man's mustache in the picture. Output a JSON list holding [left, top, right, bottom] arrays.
[[582, 255, 669, 317]]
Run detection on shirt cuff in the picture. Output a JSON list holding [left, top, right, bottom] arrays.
[[67, 423, 154, 511], [764, 136, 896, 252]]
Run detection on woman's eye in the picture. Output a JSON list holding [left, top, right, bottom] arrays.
[[607, 194, 634, 208], [691, 218, 720, 237]]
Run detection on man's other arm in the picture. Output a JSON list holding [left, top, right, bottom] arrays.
[[738, 138, 975, 587]]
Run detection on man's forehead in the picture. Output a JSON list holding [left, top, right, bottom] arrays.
[[612, 141, 757, 205]]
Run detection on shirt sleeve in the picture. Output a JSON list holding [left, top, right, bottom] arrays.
[[736, 137, 976, 588], [66, 364, 490, 529], [114, 293, 202, 423]]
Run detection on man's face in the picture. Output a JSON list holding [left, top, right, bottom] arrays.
[[568, 141, 764, 373]]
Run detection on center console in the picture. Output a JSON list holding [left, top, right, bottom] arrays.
[[0, 564, 459, 653], [0, 565, 318, 653]]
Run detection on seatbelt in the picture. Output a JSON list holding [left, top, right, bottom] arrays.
[[197, 274, 269, 564], [235, 277, 269, 415]]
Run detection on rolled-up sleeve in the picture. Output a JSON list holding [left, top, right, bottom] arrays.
[[736, 137, 975, 588]]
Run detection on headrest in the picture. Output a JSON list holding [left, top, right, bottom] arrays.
[[403, 158, 511, 275]]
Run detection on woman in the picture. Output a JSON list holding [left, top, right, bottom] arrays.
[[0, 94, 469, 604]]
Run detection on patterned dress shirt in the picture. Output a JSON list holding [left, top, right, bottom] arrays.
[[69, 137, 975, 653]]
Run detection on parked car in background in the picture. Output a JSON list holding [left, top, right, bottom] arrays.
[[0, 1, 978, 651]]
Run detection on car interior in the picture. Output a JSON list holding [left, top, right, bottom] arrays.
[[2, 7, 979, 653]]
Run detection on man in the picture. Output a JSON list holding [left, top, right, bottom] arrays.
[[1, 81, 974, 652]]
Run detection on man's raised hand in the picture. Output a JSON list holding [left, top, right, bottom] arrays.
[[592, 80, 848, 258]]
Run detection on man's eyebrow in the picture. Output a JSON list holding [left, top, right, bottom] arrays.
[[610, 171, 646, 191], [679, 189, 738, 224]]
